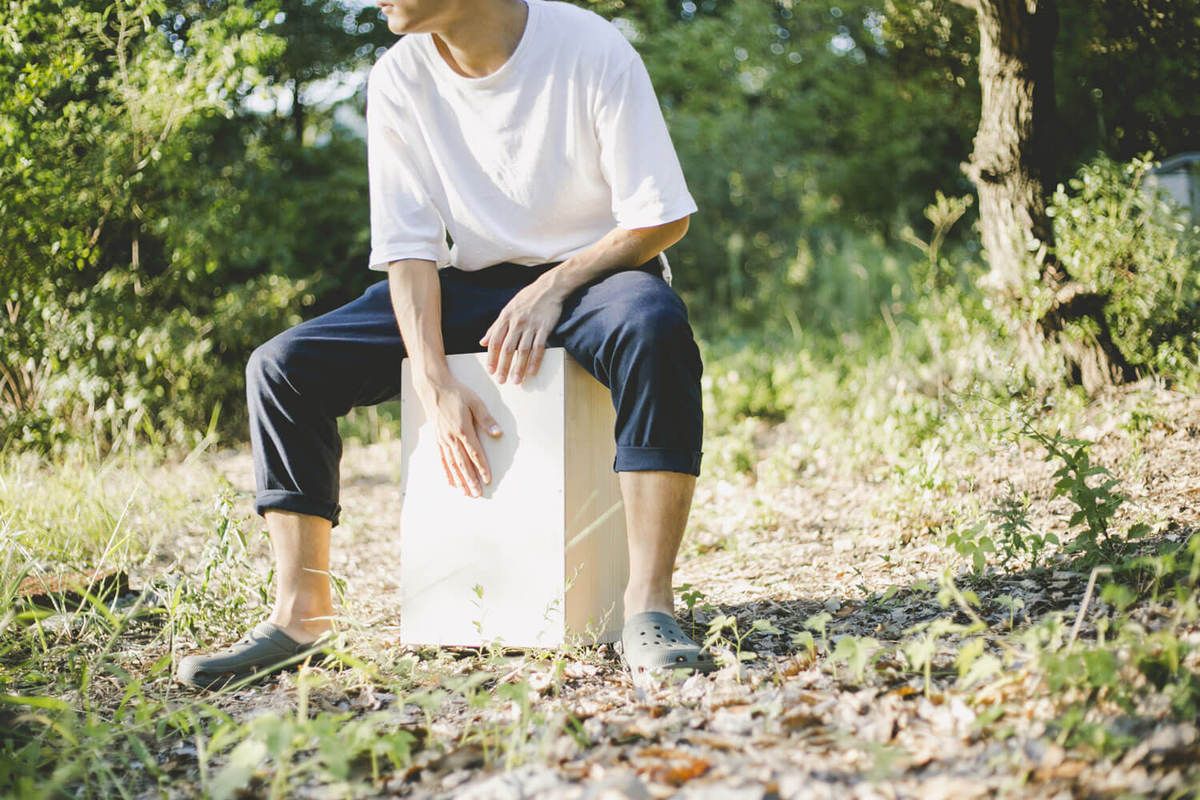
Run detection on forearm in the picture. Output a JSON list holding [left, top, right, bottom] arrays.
[[386, 259, 452, 388], [537, 217, 689, 301]]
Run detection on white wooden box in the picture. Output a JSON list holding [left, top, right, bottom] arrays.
[[398, 347, 628, 648]]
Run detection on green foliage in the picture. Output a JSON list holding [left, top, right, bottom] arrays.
[[785, 544, 1200, 767], [946, 405, 1156, 576], [704, 613, 781, 666], [885, 0, 1200, 183], [0, 0, 283, 291], [2, 271, 317, 453], [1021, 422, 1139, 564], [988, 486, 1057, 571], [1047, 154, 1200, 380], [169, 493, 272, 643], [0, 0, 385, 455], [0, 447, 609, 798], [955, 636, 1001, 688], [829, 634, 880, 683], [947, 484, 1059, 576], [701, 342, 808, 429], [5, 0, 1198, 453], [675, 582, 715, 640], [945, 520, 995, 576], [1052, 0, 1200, 167], [1039, 612, 1200, 756], [207, 696, 417, 798], [605, 0, 978, 327], [901, 616, 956, 696]]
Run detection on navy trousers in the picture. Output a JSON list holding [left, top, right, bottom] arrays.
[[246, 257, 705, 528]]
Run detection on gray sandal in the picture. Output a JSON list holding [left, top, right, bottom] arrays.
[[177, 621, 332, 690], [619, 611, 717, 678]]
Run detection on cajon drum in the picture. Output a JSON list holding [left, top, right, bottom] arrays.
[[398, 347, 628, 648]]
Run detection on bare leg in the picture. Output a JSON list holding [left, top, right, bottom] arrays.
[[619, 470, 697, 622], [264, 510, 336, 643]]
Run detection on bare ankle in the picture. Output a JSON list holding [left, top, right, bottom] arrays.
[[623, 586, 675, 621], [269, 601, 334, 642]]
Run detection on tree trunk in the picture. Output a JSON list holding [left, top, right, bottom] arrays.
[[959, 0, 1133, 390], [292, 78, 305, 144], [963, 0, 1056, 293]]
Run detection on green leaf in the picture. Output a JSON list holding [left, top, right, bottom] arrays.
[[211, 738, 268, 800], [791, 630, 816, 655], [803, 611, 833, 635], [1082, 649, 1119, 687], [955, 637, 985, 679], [961, 653, 1001, 687]]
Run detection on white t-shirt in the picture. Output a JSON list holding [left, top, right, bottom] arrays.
[[365, 0, 697, 285]]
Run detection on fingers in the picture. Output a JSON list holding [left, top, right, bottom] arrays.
[[460, 426, 492, 486], [439, 444, 457, 490], [431, 388, 502, 499], [507, 329, 536, 384], [441, 441, 468, 494], [497, 326, 551, 385], [494, 323, 521, 384], [441, 418, 494, 498], [447, 437, 481, 497], [483, 285, 564, 383], [484, 318, 507, 375], [522, 328, 550, 383], [474, 397, 503, 439]]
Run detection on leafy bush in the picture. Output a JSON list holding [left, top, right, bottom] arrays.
[[0, 0, 380, 455], [1047, 154, 1200, 382], [1, 270, 315, 454]]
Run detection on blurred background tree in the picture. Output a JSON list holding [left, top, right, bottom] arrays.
[[1, 0, 1197, 454], [885, 0, 1198, 389]]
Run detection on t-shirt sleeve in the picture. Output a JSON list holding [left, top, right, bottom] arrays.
[[366, 65, 451, 271], [594, 51, 698, 230]]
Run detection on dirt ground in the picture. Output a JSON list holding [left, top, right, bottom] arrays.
[[192, 387, 1200, 799]]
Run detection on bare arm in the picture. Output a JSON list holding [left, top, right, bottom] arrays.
[[479, 216, 691, 385], [387, 258, 501, 497], [538, 216, 689, 303], [386, 258, 452, 388]]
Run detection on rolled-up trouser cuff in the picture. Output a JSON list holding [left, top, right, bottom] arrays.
[[255, 490, 342, 528], [613, 446, 703, 476]]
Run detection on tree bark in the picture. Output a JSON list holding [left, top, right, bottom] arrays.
[[958, 0, 1133, 390], [292, 78, 305, 144], [962, 0, 1057, 293]]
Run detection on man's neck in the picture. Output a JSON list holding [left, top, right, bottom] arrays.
[[433, 0, 529, 79]]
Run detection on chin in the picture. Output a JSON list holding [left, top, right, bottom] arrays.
[[392, 17, 435, 35], [381, 6, 436, 35]]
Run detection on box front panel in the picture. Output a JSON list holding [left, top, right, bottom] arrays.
[[399, 349, 566, 648]]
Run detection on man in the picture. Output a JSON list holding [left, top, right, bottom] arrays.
[[177, 0, 713, 688]]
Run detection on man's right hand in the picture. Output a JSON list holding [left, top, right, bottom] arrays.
[[413, 374, 503, 497]]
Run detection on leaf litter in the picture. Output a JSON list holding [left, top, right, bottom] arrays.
[[34, 386, 1200, 798]]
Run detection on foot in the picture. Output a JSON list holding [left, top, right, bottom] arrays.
[[267, 614, 332, 646], [618, 610, 717, 681], [176, 621, 332, 690], [622, 589, 674, 624]]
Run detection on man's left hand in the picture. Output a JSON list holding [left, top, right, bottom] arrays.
[[480, 278, 566, 385]]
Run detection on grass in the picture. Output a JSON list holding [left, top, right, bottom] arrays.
[[3, 270, 1200, 795], [0, 442, 622, 796]]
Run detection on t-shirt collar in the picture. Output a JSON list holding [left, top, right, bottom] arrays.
[[422, 0, 539, 90]]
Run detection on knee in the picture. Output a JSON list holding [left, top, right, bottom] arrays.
[[619, 296, 693, 347], [246, 332, 298, 390]]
